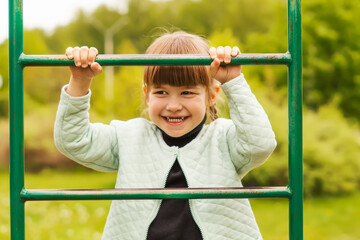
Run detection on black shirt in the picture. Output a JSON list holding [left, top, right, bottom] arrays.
[[146, 117, 206, 240]]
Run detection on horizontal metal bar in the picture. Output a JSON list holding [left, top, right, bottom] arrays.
[[20, 186, 292, 201], [19, 52, 292, 67]]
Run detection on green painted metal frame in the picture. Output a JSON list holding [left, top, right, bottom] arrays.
[[9, 0, 302, 239], [19, 53, 292, 66]]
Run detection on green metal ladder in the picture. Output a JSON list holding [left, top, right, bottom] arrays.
[[9, 0, 302, 239]]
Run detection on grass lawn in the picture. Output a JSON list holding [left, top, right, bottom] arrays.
[[1, 170, 359, 239], [251, 194, 360, 240]]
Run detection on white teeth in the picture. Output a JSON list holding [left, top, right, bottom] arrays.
[[166, 117, 185, 122]]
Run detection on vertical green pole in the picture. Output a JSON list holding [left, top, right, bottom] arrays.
[[9, 0, 25, 239], [288, 0, 303, 239]]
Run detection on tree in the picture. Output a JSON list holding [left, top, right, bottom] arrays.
[[303, 0, 360, 121]]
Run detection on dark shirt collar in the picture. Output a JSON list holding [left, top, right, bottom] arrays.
[[160, 115, 206, 148]]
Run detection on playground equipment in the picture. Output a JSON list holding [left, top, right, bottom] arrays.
[[9, 0, 302, 239]]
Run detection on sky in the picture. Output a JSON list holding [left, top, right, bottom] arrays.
[[1, 0, 128, 43]]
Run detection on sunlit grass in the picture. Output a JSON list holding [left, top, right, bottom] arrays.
[[251, 193, 360, 240], [2, 170, 116, 239], [1, 170, 359, 239]]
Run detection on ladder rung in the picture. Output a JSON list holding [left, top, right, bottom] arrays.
[[19, 52, 292, 67], [20, 186, 292, 201]]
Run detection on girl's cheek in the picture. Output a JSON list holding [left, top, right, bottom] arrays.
[[148, 98, 164, 112]]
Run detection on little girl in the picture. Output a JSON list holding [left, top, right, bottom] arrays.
[[54, 31, 276, 240]]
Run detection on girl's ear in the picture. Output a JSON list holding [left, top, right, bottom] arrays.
[[142, 85, 147, 95], [209, 83, 221, 104], [142, 85, 149, 105]]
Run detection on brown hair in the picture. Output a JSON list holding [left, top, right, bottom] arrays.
[[143, 31, 218, 120]]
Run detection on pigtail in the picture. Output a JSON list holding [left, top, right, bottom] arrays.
[[209, 104, 218, 121]]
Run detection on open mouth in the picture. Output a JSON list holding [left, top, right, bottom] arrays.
[[164, 116, 188, 123]]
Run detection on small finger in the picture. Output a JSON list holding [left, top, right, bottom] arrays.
[[209, 47, 217, 59], [224, 46, 232, 64], [80, 46, 89, 68], [88, 47, 98, 64], [65, 47, 74, 59], [217, 46, 225, 62], [73, 47, 81, 67], [231, 46, 240, 57], [90, 62, 103, 73]]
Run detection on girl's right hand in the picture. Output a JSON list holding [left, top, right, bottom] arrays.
[[209, 46, 241, 84], [66, 46, 103, 80], [65, 46, 103, 97]]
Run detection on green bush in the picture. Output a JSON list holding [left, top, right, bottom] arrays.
[[239, 83, 360, 196], [302, 103, 360, 196]]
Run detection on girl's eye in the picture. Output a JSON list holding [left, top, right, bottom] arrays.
[[181, 91, 194, 95], [154, 91, 167, 95]]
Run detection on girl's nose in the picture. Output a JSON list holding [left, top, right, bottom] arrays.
[[166, 99, 182, 112]]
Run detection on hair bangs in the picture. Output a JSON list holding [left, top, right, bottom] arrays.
[[146, 65, 210, 87]]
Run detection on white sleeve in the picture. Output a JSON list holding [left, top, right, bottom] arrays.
[[220, 74, 277, 179], [54, 85, 119, 172]]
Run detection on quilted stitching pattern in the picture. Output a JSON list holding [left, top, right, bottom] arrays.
[[54, 74, 275, 240], [221, 75, 276, 179], [54, 86, 119, 172]]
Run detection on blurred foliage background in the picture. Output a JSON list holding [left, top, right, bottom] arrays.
[[1, 0, 360, 238], [1, 0, 359, 195]]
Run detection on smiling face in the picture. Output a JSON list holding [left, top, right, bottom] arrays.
[[146, 84, 208, 137], [143, 31, 219, 134]]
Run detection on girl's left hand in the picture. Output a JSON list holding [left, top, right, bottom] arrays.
[[209, 46, 242, 84]]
